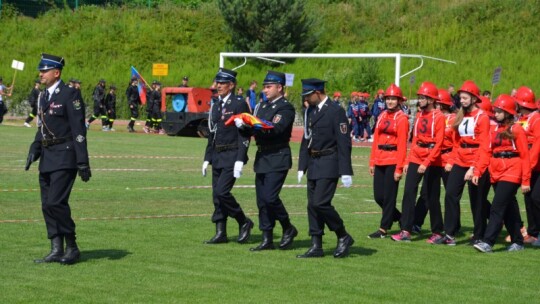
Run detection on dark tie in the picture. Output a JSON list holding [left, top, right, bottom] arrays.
[[42, 90, 50, 108]]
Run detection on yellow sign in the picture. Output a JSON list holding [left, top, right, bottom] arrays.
[[152, 63, 169, 76]]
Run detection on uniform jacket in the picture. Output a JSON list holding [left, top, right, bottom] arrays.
[[252, 96, 295, 173], [517, 111, 540, 172], [488, 123, 530, 186], [126, 85, 141, 105], [151, 90, 161, 113], [447, 108, 491, 176], [371, 98, 386, 118], [28, 87, 41, 108], [29, 80, 89, 173], [299, 97, 353, 179], [105, 92, 116, 113], [204, 93, 250, 169], [369, 109, 409, 174], [440, 113, 456, 167], [407, 108, 445, 167], [92, 85, 105, 105]]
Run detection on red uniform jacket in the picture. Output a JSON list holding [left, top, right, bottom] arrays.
[[439, 113, 456, 167], [447, 108, 491, 177], [407, 109, 445, 167], [369, 109, 409, 174], [489, 123, 531, 186], [517, 111, 540, 172]]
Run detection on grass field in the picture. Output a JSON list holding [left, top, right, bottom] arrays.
[[1, 119, 539, 303]]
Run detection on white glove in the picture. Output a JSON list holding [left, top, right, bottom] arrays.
[[297, 171, 304, 183], [234, 118, 246, 129], [202, 161, 209, 177], [233, 161, 243, 178], [341, 175, 352, 188]]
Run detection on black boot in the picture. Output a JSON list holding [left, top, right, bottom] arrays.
[[250, 230, 275, 251], [297, 235, 324, 258], [279, 225, 298, 250], [34, 236, 64, 263], [59, 235, 80, 265], [237, 218, 254, 244], [333, 233, 355, 258], [205, 221, 228, 244]]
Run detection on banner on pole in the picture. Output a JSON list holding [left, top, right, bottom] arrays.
[[492, 67, 502, 85], [11, 60, 25, 71], [285, 73, 294, 87]]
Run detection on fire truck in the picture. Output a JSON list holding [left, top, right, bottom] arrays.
[[160, 87, 213, 137]]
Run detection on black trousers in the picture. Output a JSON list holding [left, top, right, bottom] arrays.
[[482, 181, 523, 246], [211, 166, 246, 224], [414, 169, 451, 231], [306, 178, 344, 236], [525, 171, 540, 237], [256, 170, 290, 231], [444, 164, 490, 237], [128, 104, 139, 128], [39, 169, 77, 239], [400, 163, 443, 233], [373, 165, 402, 230]]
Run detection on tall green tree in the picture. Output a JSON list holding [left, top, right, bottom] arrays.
[[217, 0, 318, 54]]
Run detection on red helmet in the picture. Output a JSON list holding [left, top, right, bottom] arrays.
[[384, 83, 403, 100], [333, 91, 341, 97], [437, 88, 453, 106], [351, 91, 357, 97], [458, 80, 481, 100], [514, 86, 536, 110], [493, 94, 517, 116], [377, 89, 384, 95], [363, 92, 370, 98], [417, 81, 439, 100], [478, 96, 493, 117]]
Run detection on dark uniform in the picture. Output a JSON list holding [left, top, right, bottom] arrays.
[[126, 77, 141, 132], [246, 71, 298, 251], [26, 53, 91, 265], [297, 78, 355, 258], [203, 68, 254, 244], [24, 80, 41, 126], [105, 86, 117, 131], [87, 79, 107, 129], [150, 81, 164, 134]]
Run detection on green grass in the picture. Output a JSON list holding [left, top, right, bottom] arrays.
[[1, 121, 539, 303]]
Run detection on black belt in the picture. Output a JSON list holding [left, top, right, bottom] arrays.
[[378, 144, 397, 151], [309, 147, 337, 157], [257, 143, 289, 152], [441, 148, 452, 154], [42, 136, 73, 147], [460, 143, 479, 148], [417, 142, 435, 148], [214, 144, 238, 152], [493, 151, 519, 158]]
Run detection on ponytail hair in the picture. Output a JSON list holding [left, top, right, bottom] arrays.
[[499, 114, 515, 140]]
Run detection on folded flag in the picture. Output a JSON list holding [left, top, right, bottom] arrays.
[[225, 112, 274, 129]]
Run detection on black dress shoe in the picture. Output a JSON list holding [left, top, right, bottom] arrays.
[[205, 221, 228, 244], [333, 234, 354, 258], [34, 236, 64, 263], [59, 235, 80, 265], [296, 247, 324, 258], [279, 225, 298, 250], [250, 230, 275, 251], [237, 218, 254, 244]]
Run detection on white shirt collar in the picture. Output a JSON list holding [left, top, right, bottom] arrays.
[[220, 93, 232, 104], [46, 80, 61, 100], [317, 96, 329, 110]]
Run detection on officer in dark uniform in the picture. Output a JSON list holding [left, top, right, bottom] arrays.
[[144, 82, 155, 133], [25, 53, 91, 265], [24, 79, 41, 127], [105, 85, 117, 131], [179, 76, 189, 87], [87, 79, 107, 129], [150, 80, 165, 134], [234, 71, 298, 251], [202, 68, 254, 244], [126, 76, 141, 132], [297, 78, 355, 258]]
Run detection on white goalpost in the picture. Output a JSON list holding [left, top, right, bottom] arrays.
[[219, 52, 456, 87]]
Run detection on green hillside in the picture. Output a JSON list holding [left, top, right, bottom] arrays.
[[1, 0, 539, 117]]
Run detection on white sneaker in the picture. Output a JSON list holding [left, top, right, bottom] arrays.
[[507, 243, 524, 252], [24, 122, 32, 128], [109, 128, 115, 132], [367, 138, 373, 143]]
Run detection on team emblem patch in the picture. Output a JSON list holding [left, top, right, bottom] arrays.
[[73, 100, 81, 110], [55, 88, 60, 94], [243, 140, 249, 148], [340, 123, 348, 134], [272, 114, 282, 124], [76, 135, 85, 143]]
